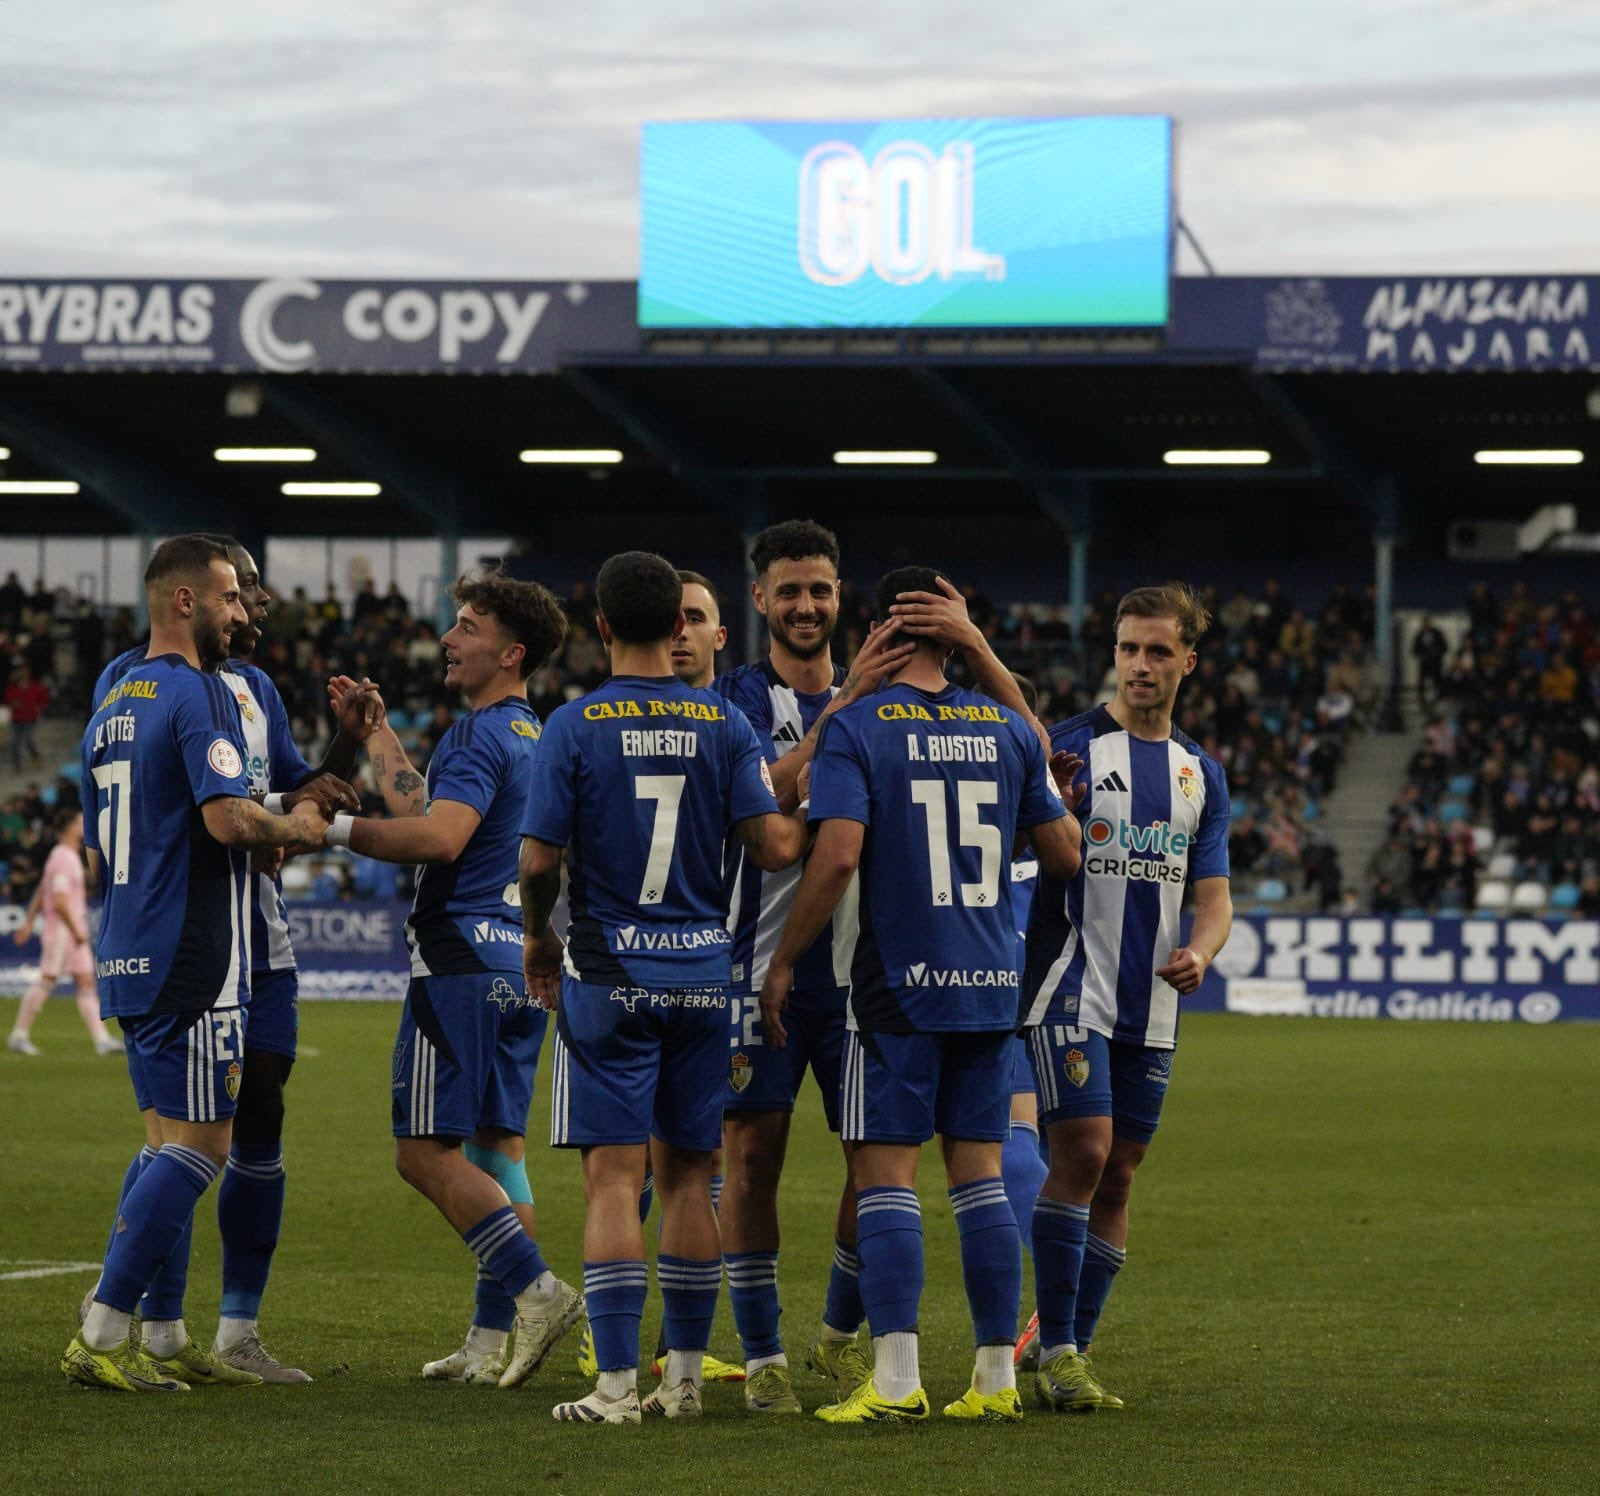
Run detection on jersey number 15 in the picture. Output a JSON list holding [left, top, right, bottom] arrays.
[[910, 778, 1000, 908]]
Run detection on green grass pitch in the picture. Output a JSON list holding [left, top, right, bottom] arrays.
[[2, 1001, 1595, 1494]]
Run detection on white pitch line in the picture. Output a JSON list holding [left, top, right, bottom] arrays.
[[0, 1261, 101, 1282]]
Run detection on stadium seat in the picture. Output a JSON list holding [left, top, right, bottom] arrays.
[[57, 759, 82, 784], [1486, 852, 1517, 881], [1301, 798, 1320, 822], [1469, 826, 1495, 856], [1475, 880, 1511, 911], [1510, 881, 1548, 912], [1437, 798, 1468, 822], [1447, 773, 1476, 797], [1549, 882, 1581, 911], [1253, 877, 1289, 903], [386, 708, 412, 731]]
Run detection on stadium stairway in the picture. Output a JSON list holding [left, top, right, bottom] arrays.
[[0, 718, 86, 802], [1318, 725, 1420, 899]]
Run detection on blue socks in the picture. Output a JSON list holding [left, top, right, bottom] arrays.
[[1033, 1197, 1091, 1350], [855, 1187, 923, 1336], [657, 1255, 720, 1353], [823, 1238, 864, 1335], [949, 1178, 1021, 1345], [97, 1145, 219, 1314], [1074, 1232, 1126, 1350], [475, 1263, 517, 1333], [217, 1143, 285, 1320], [105, 1145, 156, 1257], [726, 1250, 782, 1359], [460, 1206, 549, 1299], [1001, 1122, 1049, 1253], [585, 1259, 649, 1371]]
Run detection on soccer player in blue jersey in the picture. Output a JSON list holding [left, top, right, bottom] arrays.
[[330, 570, 583, 1390], [520, 550, 808, 1426], [64, 535, 331, 1392], [1019, 583, 1233, 1412], [714, 521, 915, 1413], [760, 565, 1082, 1424], [90, 538, 368, 1384]]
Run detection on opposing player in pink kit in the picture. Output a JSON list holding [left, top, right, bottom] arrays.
[[8, 812, 122, 1056]]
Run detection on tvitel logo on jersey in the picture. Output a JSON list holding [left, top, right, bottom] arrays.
[[903, 962, 1018, 989], [613, 924, 730, 953], [1082, 815, 1190, 884]]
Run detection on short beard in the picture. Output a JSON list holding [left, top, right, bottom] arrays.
[[770, 616, 836, 661], [197, 622, 233, 670]]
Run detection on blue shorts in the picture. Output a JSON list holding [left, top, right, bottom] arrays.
[[124, 1005, 248, 1122], [1024, 1024, 1174, 1144], [391, 973, 547, 1140], [1009, 1034, 1036, 1098], [245, 966, 299, 1060], [725, 986, 846, 1131], [551, 977, 728, 1153], [839, 1029, 1014, 1146]]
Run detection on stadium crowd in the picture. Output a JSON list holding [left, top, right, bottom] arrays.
[[1375, 582, 1600, 917], [0, 571, 1378, 912]]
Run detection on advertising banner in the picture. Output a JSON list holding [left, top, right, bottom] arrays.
[[639, 116, 1173, 329], [0, 278, 638, 374], [1187, 913, 1600, 1024], [1170, 275, 1596, 372], [0, 900, 413, 1003]]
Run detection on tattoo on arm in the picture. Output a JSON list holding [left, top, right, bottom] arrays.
[[394, 769, 423, 794], [371, 751, 387, 782]]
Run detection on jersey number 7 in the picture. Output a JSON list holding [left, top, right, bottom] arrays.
[[635, 774, 684, 905]]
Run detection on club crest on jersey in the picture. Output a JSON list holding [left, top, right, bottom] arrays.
[[225, 1060, 242, 1100], [1177, 763, 1198, 801], [234, 690, 256, 723], [729, 1051, 753, 1093], [1064, 1047, 1090, 1089]]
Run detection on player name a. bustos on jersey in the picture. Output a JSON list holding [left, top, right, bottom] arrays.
[[808, 682, 1066, 1035], [715, 659, 851, 999], [1022, 704, 1230, 1050], [525, 675, 779, 991]]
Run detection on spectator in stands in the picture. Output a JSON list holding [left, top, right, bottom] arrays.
[[1368, 833, 1411, 914], [4, 664, 49, 771], [1412, 616, 1448, 704], [0, 572, 24, 630]]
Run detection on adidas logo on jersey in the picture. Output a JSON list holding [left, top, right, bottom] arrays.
[[1094, 770, 1129, 794], [772, 722, 802, 745]]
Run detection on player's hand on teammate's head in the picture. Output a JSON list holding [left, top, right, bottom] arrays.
[[1050, 751, 1087, 811], [1155, 946, 1207, 995], [840, 615, 916, 701], [288, 773, 361, 819], [888, 574, 978, 649], [523, 925, 564, 1011]]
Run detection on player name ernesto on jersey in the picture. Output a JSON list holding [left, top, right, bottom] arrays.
[[621, 729, 700, 757], [582, 698, 726, 721]]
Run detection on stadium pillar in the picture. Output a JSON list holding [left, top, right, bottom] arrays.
[[437, 532, 460, 633], [738, 480, 769, 665]]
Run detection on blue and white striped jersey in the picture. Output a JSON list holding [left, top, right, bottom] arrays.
[[713, 659, 851, 1000], [95, 647, 314, 976], [408, 697, 543, 978], [1021, 705, 1230, 1049], [82, 655, 252, 1018], [809, 682, 1066, 1034]]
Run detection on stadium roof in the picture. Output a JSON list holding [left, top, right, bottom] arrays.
[[0, 274, 1595, 571]]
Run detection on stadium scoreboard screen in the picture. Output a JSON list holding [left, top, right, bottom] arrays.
[[639, 115, 1173, 331]]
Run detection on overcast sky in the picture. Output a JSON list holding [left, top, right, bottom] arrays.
[[2, 0, 1597, 281]]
